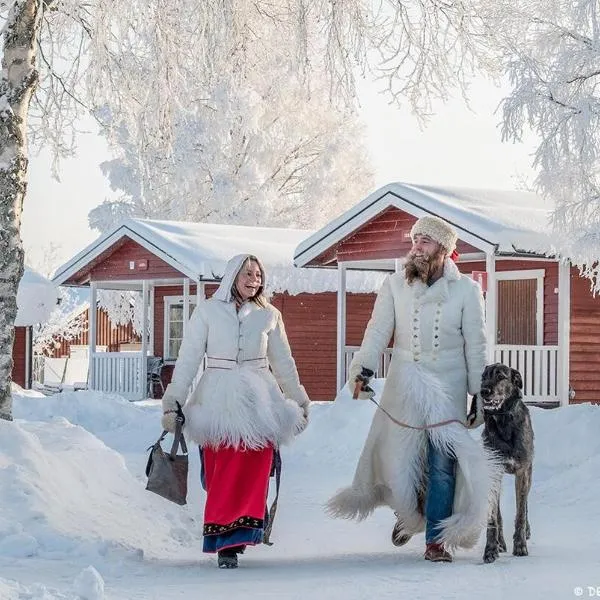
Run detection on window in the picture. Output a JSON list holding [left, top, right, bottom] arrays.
[[164, 297, 197, 361]]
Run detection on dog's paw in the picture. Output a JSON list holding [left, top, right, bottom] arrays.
[[483, 546, 499, 563], [498, 538, 507, 553], [512, 540, 528, 557]]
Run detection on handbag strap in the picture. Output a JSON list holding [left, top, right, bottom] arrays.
[[169, 416, 188, 459], [263, 449, 282, 546]]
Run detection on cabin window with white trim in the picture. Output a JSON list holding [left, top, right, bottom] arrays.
[[164, 296, 197, 360]]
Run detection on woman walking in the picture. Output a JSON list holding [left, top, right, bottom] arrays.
[[161, 254, 310, 568]]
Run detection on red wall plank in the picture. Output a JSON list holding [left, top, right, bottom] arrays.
[[12, 326, 27, 388], [569, 268, 600, 404], [312, 207, 479, 265], [88, 239, 185, 282]]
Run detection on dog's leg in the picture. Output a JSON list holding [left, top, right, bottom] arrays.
[[497, 501, 507, 552], [513, 470, 529, 556], [483, 490, 501, 563], [525, 463, 532, 540]]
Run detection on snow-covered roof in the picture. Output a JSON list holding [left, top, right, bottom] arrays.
[[295, 182, 556, 267], [53, 219, 386, 294], [16, 267, 59, 327]]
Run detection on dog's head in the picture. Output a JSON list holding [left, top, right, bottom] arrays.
[[479, 363, 523, 412]]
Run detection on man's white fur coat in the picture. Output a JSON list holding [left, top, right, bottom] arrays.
[[161, 254, 309, 450], [327, 258, 500, 549]]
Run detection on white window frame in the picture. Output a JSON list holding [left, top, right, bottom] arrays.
[[496, 269, 545, 345], [163, 295, 197, 362]]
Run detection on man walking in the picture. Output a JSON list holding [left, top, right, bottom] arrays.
[[327, 215, 496, 562]]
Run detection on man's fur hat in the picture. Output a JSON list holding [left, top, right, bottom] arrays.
[[410, 216, 458, 254]]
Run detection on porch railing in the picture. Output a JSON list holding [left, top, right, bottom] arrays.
[[494, 345, 559, 401], [91, 352, 144, 400], [343, 344, 559, 402], [344, 346, 393, 380]]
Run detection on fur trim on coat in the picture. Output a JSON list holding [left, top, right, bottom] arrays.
[[327, 363, 502, 550]]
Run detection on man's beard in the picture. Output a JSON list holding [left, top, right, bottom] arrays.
[[404, 251, 445, 284]]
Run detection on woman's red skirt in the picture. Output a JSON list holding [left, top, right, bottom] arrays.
[[201, 444, 274, 553]]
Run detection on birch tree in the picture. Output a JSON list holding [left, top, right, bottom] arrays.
[[0, 0, 46, 420]]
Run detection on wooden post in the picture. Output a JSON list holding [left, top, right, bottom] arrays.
[[558, 261, 571, 406], [183, 277, 190, 338], [148, 283, 155, 356], [89, 282, 98, 390], [139, 281, 149, 398], [336, 262, 347, 393], [485, 253, 497, 363]]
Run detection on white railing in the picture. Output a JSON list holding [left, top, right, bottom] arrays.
[[344, 346, 393, 381], [91, 352, 144, 400], [344, 344, 559, 403], [494, 345, 559, 401]]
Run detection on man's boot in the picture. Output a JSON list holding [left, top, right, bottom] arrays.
[[424, 542, 453, 563]]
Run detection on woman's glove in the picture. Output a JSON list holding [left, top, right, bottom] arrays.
[[466, 393, 484, 429], [349, 366, 375, 400], [295, 399, 310, 434], [161, 400, 185, 433]]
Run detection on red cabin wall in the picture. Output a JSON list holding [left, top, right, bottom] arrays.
[[48, 306, 140, 358], [12, 326, 28, 388], [316, 207, 479, 264], [569, 268, 600, 404], [88, 239, 184, 282]]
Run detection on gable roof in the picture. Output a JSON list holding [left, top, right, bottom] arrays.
[[52, 219, 387, 294], [294, 182, 555, 267], [53, 219, 314, 285]]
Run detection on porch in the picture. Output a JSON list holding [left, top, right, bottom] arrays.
[[344, 344, 560, 404], [39, 277, 205, 400]]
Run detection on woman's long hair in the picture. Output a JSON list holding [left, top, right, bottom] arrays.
[[230, 255, 268, 307]]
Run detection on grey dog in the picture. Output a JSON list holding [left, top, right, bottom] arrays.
[[468, 363, 534, 563]]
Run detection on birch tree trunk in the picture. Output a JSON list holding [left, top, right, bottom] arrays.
[[0, 0, 44, 420]]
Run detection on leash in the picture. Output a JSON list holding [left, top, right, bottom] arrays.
[[353, 380, 467, 430]]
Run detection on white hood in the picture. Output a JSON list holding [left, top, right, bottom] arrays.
[[212, 254, 266, 302]]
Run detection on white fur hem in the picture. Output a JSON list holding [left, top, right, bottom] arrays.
[[183, 367, 304, 449], [326, 362, 502, 550]]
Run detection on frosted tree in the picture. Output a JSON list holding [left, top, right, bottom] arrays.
[[0, 0, 500, 419], [33, 287, 86, 356], [91, 76, 373, 230], [88, 1, 496, 231], [491, 0, 600, 258]]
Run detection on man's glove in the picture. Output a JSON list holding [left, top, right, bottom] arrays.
[[161, 401, 185, 433], [351, 367, 375, 400], [466, 393, 484, 429]]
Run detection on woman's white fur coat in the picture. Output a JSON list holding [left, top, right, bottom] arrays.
[[328, 258, 500, 549], [161, 255, 309, 450]]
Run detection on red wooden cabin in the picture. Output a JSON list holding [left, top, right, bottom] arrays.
[[295, 182, 600, 406], [52, 220, 380, 400]]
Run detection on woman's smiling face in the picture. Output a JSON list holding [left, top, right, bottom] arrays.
[[235, 260, 263, 301]]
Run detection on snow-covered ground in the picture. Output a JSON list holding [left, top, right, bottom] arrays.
[[1, 384, 599, 599]]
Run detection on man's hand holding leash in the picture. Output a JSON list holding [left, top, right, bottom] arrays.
[[352, 367, 375, 400]]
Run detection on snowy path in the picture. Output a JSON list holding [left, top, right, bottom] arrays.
[[1, 389, 599, 599]]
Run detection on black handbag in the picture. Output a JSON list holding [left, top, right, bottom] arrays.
[[145, 415, 188, 505]]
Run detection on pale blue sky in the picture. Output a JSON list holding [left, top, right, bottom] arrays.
[[21, 76, 537, 274]]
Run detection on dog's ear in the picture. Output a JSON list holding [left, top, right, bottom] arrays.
[[511, 368, 523, 390]]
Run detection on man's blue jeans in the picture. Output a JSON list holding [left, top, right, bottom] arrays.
[[425, 437, 457, 544]]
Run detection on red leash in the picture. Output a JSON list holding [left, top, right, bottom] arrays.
[[353, 380, 466, 430]]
